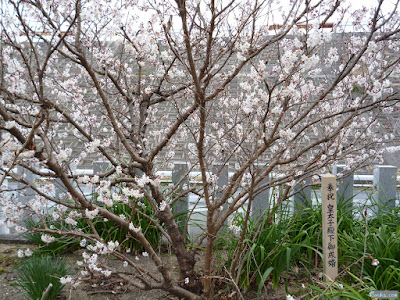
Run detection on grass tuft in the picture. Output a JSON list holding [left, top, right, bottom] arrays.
[[13, 255, 70, 300]]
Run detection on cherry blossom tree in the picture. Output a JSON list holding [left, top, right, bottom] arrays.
[[1, 0, 400, 298]]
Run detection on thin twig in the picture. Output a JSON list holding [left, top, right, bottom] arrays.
[[360, 206, 368, 281], [223, 265, 245, 300], [314, 254, 369, 300], [40, 283, 53, 300], [87, 289, 123, 295]]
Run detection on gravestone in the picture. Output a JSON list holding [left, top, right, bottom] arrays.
[[321, 174, 338, 282]]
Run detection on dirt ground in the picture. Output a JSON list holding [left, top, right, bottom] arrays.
[[0, 242, 289, 300]]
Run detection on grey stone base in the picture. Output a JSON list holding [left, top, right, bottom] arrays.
[[0, 234, 29, 244]]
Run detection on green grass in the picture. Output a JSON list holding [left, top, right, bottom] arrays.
[[13, 256, 70, 300], [25, 198, 162, 256], [93, 199, 162, 253], [24, 218, 85, 256], [219, 194, 400, 299], [22, 183, 400, 299]]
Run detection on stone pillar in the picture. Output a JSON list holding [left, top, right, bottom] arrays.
[[16, 166, 26, 203], [0, 177, 10, 234], [212, 163, 229, 202], [251, 174, 270, 220], [93, 161, 110, 175], [55, 164, 79, 200], [212, 163, 229, 224], [373, 165, 397, 210], [293, 178, 312, 211], [16, 165, 36, 204], [172, 163, 189, 237], [333, 165, 354, 211], [54, 178, 65, 200], [13, 165, 35, 233], [92, 161, 110, 200]]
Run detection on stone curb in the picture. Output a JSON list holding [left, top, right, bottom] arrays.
[[0, 234, 30, 244]]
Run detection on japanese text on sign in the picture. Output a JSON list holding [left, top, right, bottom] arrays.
[[322, 174, 338, 281]]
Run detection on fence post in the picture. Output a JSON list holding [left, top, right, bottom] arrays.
[[0, 177, 9, 234], [212, 163, 229, 223], [172, 163, 189, 237], [92, 161, 110, 200], [16, 165, 27, 204], [373, 165, 397, 210], [13, 165, 35, 233], [54, 177, 66, 200], [93, 161, 110, 175], [17, 165, 35, 197], [333, 165, 354, 211], [251, 174, 270, 220], [293, 178, 312, 211], [54, 164, 78, 200]]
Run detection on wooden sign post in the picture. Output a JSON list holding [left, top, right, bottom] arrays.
[[321, 174, 338, 282]]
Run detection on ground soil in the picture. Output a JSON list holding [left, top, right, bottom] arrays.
[[0, 242, 290, 300]]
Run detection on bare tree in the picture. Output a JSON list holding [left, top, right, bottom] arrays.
[[1, 0, 400, 298]]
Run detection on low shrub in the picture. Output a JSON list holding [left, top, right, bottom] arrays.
[[221, 195, 400, 297], [14, 255, 69, 300], [25, 198, 162, 255], [24, 218, 85, 256]]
